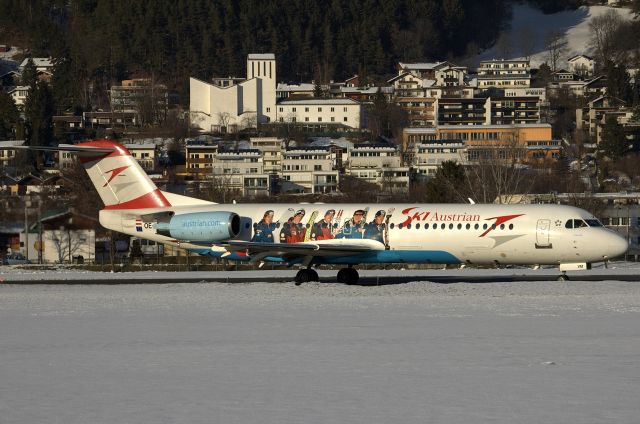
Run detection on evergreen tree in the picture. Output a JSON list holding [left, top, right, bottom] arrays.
[[0, 90, 19, 140], [604, 60, 632, 103], [21, 58, 38, 88], [600, 115, 626, 160], [24, 80, 55, 149], [424, 161, 465, 203]]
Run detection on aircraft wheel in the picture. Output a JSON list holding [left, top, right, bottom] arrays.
[[309, 269, 319, 282], [337, 267, 359, 285], [557, 273, 569, 282], [294, 269, 314, 285]]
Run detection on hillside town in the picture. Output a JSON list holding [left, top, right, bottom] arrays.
[[1, 2, 640, 264]]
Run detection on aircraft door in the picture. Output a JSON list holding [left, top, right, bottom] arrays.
[[535, 219, 552, 248]]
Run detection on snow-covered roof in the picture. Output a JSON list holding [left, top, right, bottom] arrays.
[[278, 98, 360, 105], [0, 140, 25, 148], [124, 143, 156, 150], [247, 53, 275, 60], [398, 62, 443, 70], [19, 57, 53, 69], [309, 137, 354, 149], [7, 85, 30, 93], [276, 83, 315, 91], [568, 54, 594, 62]]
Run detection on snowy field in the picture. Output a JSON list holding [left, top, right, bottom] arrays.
[[1, 276, 640, 423], [476, 4, 635, 67]]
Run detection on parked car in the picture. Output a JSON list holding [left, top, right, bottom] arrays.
[[3, 253, 31, 265]]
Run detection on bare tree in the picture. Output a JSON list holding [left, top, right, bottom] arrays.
[[518, 26, 538, 61], [495, 31, 513, 59], [48, 229, 85, 263], [217, 112, 232, 133], [240, 111, 257, 130], [588, 9, 623, 67], [463, 131, 534, 204], [544, 30, 568, 72]]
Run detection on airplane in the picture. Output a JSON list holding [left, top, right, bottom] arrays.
[[13, 139, 628, 284]]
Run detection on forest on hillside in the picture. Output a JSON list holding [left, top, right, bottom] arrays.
[[0, 0, 592, 111]]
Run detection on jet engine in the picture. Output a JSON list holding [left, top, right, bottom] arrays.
[[155, 212, 240, 242]]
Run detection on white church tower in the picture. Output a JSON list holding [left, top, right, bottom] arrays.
[[246, 53, 276, 123]]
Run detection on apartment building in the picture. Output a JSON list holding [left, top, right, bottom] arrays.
[[250, 137, 284, 173], [436, 123, 559, 163], [275, 99, 362, 129], [576, 96, 628, 141], [413, 140, 467, 176], [211, 149, 269, 197], [109, 79, 171, 122], [489, 97, 540, 125], [281, 146, 338, 193], [477, 59, 531, 88], [347, 144, 409, 192], [435, 98, 491, 126], [185, 141, 219, 177], [124, 143, 156, 172]]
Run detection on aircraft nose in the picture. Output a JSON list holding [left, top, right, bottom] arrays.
[[606, 232, 628, 259]]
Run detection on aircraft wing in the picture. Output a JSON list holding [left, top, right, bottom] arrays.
[[218, 238, 385, 258], [10, 144, 116, 157]]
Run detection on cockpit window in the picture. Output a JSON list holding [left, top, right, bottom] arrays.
[[585, 219, 602, 227], [565, 219, 588, 229]]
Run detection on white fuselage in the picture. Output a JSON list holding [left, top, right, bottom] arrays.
[[100, 203, 628, 266]]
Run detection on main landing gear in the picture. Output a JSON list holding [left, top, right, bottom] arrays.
[[294, 268, 319, 285], [293, 266, 360, 285], [337, 267, 359, 285]]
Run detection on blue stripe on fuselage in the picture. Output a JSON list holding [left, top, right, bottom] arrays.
[[191, 249, 460, 265]]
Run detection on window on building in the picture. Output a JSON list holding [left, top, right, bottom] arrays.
[[343, 117, 348, 122], [305, 117, 309, 122], [318, 117, 322, 122], [305, 107, 309, 112], [266, 107, 270, 113]]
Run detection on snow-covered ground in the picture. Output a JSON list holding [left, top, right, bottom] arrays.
[[476, 4, 635, 67], [2, 261, 640, 283], [1, 278, 640, 423]]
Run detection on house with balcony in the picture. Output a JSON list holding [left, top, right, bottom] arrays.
[[346, 144, 409, 192], [281, 146, 338, 193], [477, 59, 531, 88], [435, 98, 491, 126], [413, 140, 467, 176]]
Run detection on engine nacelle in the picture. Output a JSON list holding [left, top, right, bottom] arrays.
[[155, 212, 240, 242]]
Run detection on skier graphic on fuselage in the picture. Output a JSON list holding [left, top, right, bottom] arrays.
[[280, 209, 307, 243], [336, 209, 366, 239], [311, 209, 335, 241], [364, 210, 386, 243], [251, 210, 276, 243]]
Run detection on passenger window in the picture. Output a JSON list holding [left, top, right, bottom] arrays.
[[425, 223, 430, 229], [415, 223, 420, 229]]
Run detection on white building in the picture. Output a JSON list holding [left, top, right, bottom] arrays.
[[212, 149, 270, 197], [124, 143, 156, 171], [19, 57, 54, 73], [413, 140, 467, 176], [568, 55, 596, 77], [190, 53, 276, 132], [8, 85, 29, 108], [347, 144, 409, 192], [478, 60, 531, 88], [275, 98, 362, 129], [250, 137, 284, 173], [281, 146, 339, 193]]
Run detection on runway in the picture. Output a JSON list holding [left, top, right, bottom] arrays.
[[2, 262, 640, 285], [1, 277, 640, 423]]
